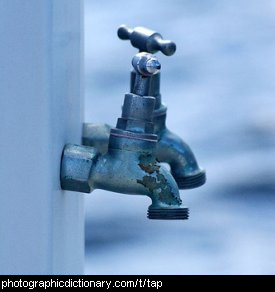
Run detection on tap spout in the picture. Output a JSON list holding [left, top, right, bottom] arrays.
[[93, 147, 188, 219], [82, 121, 206, 189], [61, 142, 188, 220], [156, 127, 206, 189]]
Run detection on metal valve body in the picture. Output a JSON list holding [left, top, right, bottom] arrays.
[[83, 25, 206, 190], [61, 52, 189, 220]]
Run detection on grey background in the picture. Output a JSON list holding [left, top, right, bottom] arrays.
[[84, 0, 275, 274]]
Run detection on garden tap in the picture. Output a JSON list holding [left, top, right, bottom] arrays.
[[83, 25, 206, 189], [61, 52, 189, 220]]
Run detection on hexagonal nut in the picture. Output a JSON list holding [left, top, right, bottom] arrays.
[[60, 144, 99, 193]]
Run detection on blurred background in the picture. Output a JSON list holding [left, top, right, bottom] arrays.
[[84, 0, 275, 274]]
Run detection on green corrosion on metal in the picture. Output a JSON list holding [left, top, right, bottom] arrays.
[[137, 154, 182, 205]]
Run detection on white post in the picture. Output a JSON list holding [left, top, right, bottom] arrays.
[[0, 0, 84, 274]]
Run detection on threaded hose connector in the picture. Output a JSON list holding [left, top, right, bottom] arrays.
[[147, 207, 189, 220]]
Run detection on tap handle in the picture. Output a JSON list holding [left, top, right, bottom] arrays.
[[117, 24, 176, 56]]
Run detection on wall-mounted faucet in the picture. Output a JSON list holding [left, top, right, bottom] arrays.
[[83, 25, 206, 190], [61, 52, 189, 220]]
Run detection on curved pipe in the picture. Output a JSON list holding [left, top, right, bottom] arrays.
[[82, 122, 206, 189], [156, 128, 206, 189]]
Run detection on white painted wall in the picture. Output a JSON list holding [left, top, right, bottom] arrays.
[[0, 0, 84, 274]]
